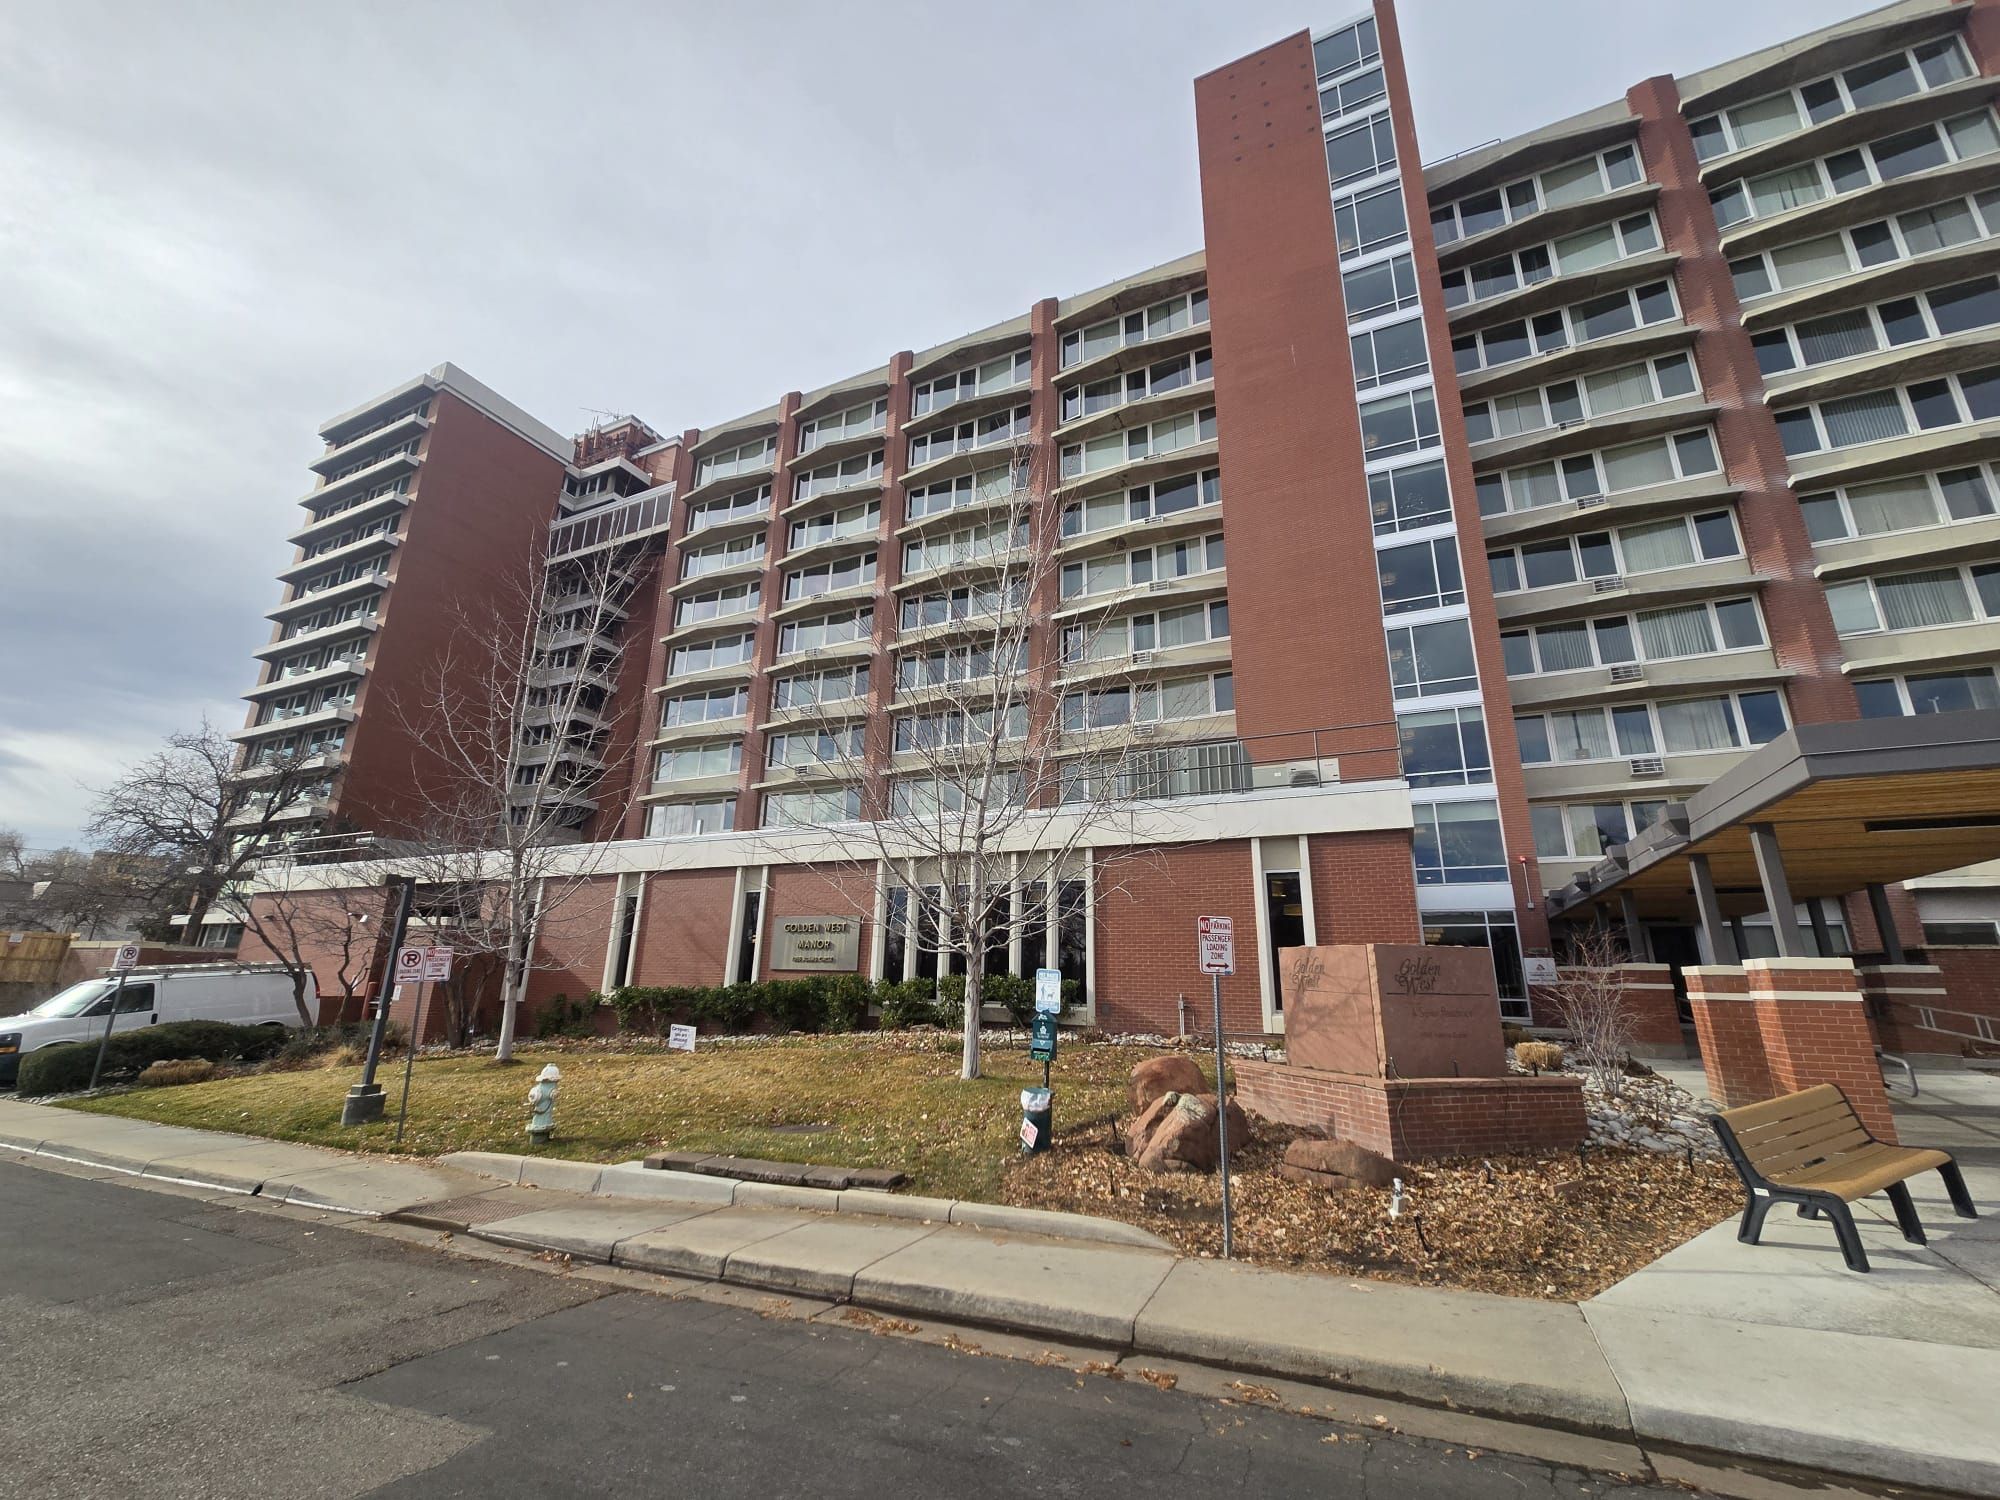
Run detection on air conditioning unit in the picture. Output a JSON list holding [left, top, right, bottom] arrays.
[[1131, 724, 1162, 738], [1131, 650, 1156, 665], [1575, 493, 1609, 510], [1609, 663, 1645, 684], [1147, 579, 1174, 592], [1592, 575, 1627, 593], [1628, 756, 1665, 778]]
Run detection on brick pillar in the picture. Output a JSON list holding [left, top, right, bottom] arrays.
[[1856, 964, 1953, 1055], [1618, 963, 1687, 1057], [1684, 965, 1772, 1108], [1745, 958, 1896, 1142]]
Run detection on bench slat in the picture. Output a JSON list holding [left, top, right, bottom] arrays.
[[1730, 1096, 1857, 1148], [1779, 1146, 1951, 1201], [1754, 1126, 1875, 1178], [1720, 1083, 1844, 1134], [1735, 1100, 1864, 1156]]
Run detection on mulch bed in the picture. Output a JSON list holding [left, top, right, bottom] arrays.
[[1001, 1112, 1742, 1301]]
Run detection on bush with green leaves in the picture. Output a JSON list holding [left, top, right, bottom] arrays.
[[17, 1020, 291, 1097], [534, 992, 602, 1039], [876, 978, 940, 1030]]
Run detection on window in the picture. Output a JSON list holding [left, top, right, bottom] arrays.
[[686, 484, 770, 535], [694, 435, 775, 488], [794, 449, 884, 502], [1803, 464, 1998, 541], [1439, 213, 1661, 309], [1313, 17, 1380, 82], [798, 396, 886, 454], [1858, 667, 2000, 717], [1484, 427, 1719, 515], [646, 798, 735, 838], [1422, 910, 1528, 1011], [896, 639, 1023, 691], [1376, 536, 1464, 614], [1462, 354, 1697, 444], [1358, 386, 1439, 459], [1325, 113, 1396, 188], [1708, 102, 2000, 228], [1386, 617, 1478, 699], [654, 741, 741, 782], [1368, 459, 1452, 534], [783, 551, 876, 602], [788, 499, 878, 551], [771, 664, 868, 711], [1060, 409, 1215, 478], [1922, 919, 2000, 947], [1060, 672, 1233, 731], [1344, 254, 1420, 322], [763, 787, 861, 828], [779, 605, 872, 656], [1061, 346, 1212, 424], [661, 684, 747, 727], [899, 579, 1021, 631], [907, 461, 1024, 521], [766, 726, 863, 770], [1430, 143, 1640, 244], [1399, 706, 1492, 787], [1757, 275, 2000, 373], [674, 581, 759, 629], [680, 533, 764, 580], [911, 350, 1031, 416], [1060, 290, 1209, 368], [1828, 564, 1994, 635], [668, 631, 754, 676], [1454, 281, 1676, 375], [1488, 510, 1737, 592], [1506, 597, 1764, 674], [1333, 183, 1406, 259], [1411, 799, 1506, 884], [1732, 190, 2000, 302], [1350, 318, 1429, 391], [1776, 365, 2000, 454], [894, 704, 1028, 752], [1061, 533, 1225, 600], [907, 406, 1030, 468], [903, 517, 1026, 575]]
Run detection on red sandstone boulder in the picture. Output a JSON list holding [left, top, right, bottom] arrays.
[[1278, 1138, 1406, 1191], [1129, 1055, 1207, 1114], [1121, 1091, 1182, 1159], [1130, 1091, 1251, 1173]]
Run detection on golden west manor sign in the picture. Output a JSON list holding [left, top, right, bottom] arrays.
[[771, 916, 860, 972]]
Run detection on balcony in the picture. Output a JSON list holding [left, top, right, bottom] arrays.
[[226, 793, 329, 830], [1719, 152, 2000, 258], [243, 657, 366, 702], [1057, 499, 1222, 557], [1503, 650, 1788, 712], [1762, 324, 2000, 408], [1455, 321, 1696, 402], [1812, 512, 2000, 578], [1740, 239, 2000, 330], [1055, 440, 1219, 504], [1784, 414, 2000, 490], [296, 449, 419, 512], [1468, 397, 1719, 471], [670, 549, 769, 593], [1433, 181, 1661, 273], [310, 411, 431, 478], [229, 704, 356, 742], [1448, 251, 1679, 336], [1479, 474, 1743, 546], [1697, 72, 2000, 191], [254, 615, 379, 662], [1493, 559, 1763, 628], [267, 569, 392, 622], [1054, 375, 1215, 446], [288, 489, 409, 547], [1836, 615, 2000, 675], [548, 487, 674, 559], [1051, 568, 1228, 623], [278, 530, 400, 586], [1058, 634, 1233, 688]]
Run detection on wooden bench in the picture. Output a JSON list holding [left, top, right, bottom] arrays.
[[1710, 1083, 1976, 1272]]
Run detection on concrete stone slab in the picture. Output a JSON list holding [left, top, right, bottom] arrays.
[[1134, 1259, 1629, 1433], [264, 1160, 489, 1217], [732, 1180, 842, 1212], [834, 1190, 955, 1222], [853, 1229, 1174, 1346], [476, 1202, 714, 1263], [1591, 1214, 2000, 1348], [722, 1217, 940, 1300], [516, 1158, 604, 1194], [1584, 1301, 2000, 1497], [945, 1200, 1172, 1251], [614, 1208, 820, 1279], [593, 1163, 736, 1204], [137, 1142, 334, 1193], [437, 1150, 526, 1184]]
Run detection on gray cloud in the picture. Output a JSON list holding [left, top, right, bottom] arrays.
[[0, 0, 1867, 847]]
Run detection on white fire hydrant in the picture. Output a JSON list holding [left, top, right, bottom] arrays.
[[527, 1064, 561, 1145]]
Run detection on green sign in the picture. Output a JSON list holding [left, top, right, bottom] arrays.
[[1030, 1012, 1058, 1063]]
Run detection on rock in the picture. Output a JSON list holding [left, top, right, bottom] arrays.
[[1130, 1055, 1207, 1115], [1132, 1092, 1250, 1173], [1278, 1138, 1406, 1191], [1121, 1091, 1183, 1159]]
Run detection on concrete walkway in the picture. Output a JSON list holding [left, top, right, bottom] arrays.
[[4, 1083, 1997, 1495]]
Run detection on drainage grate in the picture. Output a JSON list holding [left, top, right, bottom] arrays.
[[395, 1190, 535, 1232]]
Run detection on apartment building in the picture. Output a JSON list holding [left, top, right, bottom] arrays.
[[235, 0, 2000, 1035]]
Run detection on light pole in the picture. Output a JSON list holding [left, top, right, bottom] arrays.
[[342, 874, 415, 1126]]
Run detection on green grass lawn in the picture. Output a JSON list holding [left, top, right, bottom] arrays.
[[60, 1034, 1185, 1203]]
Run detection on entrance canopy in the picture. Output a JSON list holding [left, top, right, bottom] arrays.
[[1544, 710, 2000, 959]]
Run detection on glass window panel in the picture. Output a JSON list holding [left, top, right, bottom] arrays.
[[1825, 148, 1873, 194], [1602, 437, 1675, 492], [1691, 116, 1730, 161], [1731, 255, 1774, 300], [1502, 630, 1536, 676], [1521, 540, 1579, 589], [1909, 377, 1962, 428], [1534, 622, 1593, 671], [1875, 568, 1973, 630], [1593, 616, 1636, 662], [1728, 92, 1801, 147], [1871, 124, 1949, 181], [1584, 363, 1652, 414], [1612, 704, 1657, 754], [1657, 696, 1740, 752], [1620, 518, 1697, 571], [1916, 38, 1972, 88], [1843, 52, 1919, 109], [1715, 598, 1763, 648], [1637, 604, 1716, 658], [1846, 475, 1941, 533], [1930, 277, 2000, 336], [1750, 165, 1824, 218], [1738, 690, 1789, 743], [1532, 804, 1569, 858], [1566, 803, 1630, 858], [1553, 224, 1619, 272], [1945, 110, 2000, 161], [1964, 366, 2000, 421], [1801, 77, 1845, 124], [1549, 708, 1612, 761], [1899, 200, 1979, 254], [1820, 390, 1908, 446], [1799, 491, 1847, 540], [1827, 579, 1882, 633], [1908, 668, 2000, 712], [1941, 467, 1996, 520], [1576, 290, 1638, 341], [1855, 679, 1906, 717], [1794, 308, 1879, 364], [1674, 429, 1719, 474], [1541, 157, 1605, 207], [1694, 510, 1741, 558]]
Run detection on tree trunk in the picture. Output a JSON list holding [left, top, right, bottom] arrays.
[[495, 939, 526, 1062], [290, 969, 314, 1029], [961, 940, 983, 1080], [179, 885, 214, 946]]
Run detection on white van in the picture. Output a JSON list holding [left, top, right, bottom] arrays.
[[0, 963, 310, 1086]]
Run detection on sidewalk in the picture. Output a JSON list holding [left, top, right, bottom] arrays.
[[4, 1081, 1996, 1495]]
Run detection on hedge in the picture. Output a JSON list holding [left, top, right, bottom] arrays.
[[601, 972, 1083, 1037], [17, 1020, 291, 1098]]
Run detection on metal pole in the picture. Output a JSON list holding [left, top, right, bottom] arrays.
[[1212, 971, 1232, 1260], [343, 875, 415, 1127], [88, 971, 128, 1092], [1748, 822, 1806, 958], [394, 972, 430, 1146]]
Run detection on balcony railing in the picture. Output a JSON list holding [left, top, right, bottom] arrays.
[[549, 488, 674, 558]]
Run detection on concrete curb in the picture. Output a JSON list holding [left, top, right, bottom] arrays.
[[437, 1149, 1172, 1251]]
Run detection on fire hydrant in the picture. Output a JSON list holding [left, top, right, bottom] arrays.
[[527, 1064, 561, 1145]]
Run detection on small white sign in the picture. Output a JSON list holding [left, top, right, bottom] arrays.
[[421, 947, 454, 983], [1523, 956, 1558, 987], [111, 943, 141, 973], [1034, 967, 1062, 1015], [1197, 915, 1235, 976], [1019, 1118, 1038, 1149], [668, 1024, 697, 1053]]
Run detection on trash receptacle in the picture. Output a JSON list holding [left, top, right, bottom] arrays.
[[1019, 1087, 1052, 1154]]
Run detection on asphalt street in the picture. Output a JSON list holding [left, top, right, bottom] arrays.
[[0, 1157, 1690, 1499]]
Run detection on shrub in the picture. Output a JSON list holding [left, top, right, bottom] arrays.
[[824, 974, 874, 1033], [878, 979, 941, 1030], [1514, 1040, 1565, 1072], [534, 992, 601, 1039], [1501, 1023, 1529, 1048], [137, 1058, 219, 1088], [760, 978, 829, 1034], [17, 1020, 289, 1097]]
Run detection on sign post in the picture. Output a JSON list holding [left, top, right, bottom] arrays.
[[1197, 915, 1236, 1259], [344, 875, 415, 1127], [394, 947, 451, 1145], [88, 943, 142, 1092]]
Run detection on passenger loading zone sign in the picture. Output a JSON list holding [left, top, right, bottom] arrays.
[[1198, 915, 1235, 976]]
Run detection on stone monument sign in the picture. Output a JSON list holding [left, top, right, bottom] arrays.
[[1280, 943, 1506, 1079]]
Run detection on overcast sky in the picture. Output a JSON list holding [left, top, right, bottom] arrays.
[[0, 0, 1873, 849]]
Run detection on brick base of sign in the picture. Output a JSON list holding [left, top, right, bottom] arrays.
[[1684, 965, 1773, 1109], [1231, 1059, 1585, 1160], [1744, 958, 1897, 1144]]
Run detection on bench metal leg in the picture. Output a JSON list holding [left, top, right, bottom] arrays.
[[1939, 1160, 1978, 1220], [1885, 1181, 1927, 1245], [1739, 1192, 1775, 1245], [1824, 1199, 1871, 1273], [1797, 1202, 1820, 1219]]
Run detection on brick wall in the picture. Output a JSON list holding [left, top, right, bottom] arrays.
[[631, 868, 736, 986], [1094, 842, 1264, 1035], [1233, 1058, 1585, 1158], [1857, 964, 1956, 1055], [1308, 830, 1421, 945], [1684, 964, 1772, 1108], [525, 874, 619, 1011], [761, 864, 875, 980], [1745, 958, 1895, 1141], [237, 887, 398, 1026]]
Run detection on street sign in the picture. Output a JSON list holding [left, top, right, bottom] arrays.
[[111, 943, 141, 973], [1033, 967, 1062, 1015], [1197, 915, 1235, 976], [395, 946, 454, 986], [668, 1024, 697, 1053], [1029, 1011, 1058, 1063], [420, 948, 454, 983]]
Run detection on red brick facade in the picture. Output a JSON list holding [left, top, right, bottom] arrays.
[[1093, 842, 1266, 1035], [1683, 965, 1772, 1109], [1746, 959, 1896, 1141], [1308, 830, 1421, 946], [1233, 1058, 1585, 1159]]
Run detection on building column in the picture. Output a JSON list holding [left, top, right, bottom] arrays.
[[1866, 883, 1908, 965], [1807, 897, 1835, 957], [1683, 965, 1769, 1107], [1619, 891, 1651, 961], [1746, 957, 1897, 1142], [1689, 852, 1736, 965], [1748, 822, 1806, 958]]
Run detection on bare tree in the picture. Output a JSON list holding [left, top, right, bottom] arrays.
[[0, 826, 24, 881], [389, 539, 651, 1062], [752, 443, 1213, 1079], [84, 720, 327, 942], [1548, 926, 1638, 1096], [216, 875, 387, 1028]]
